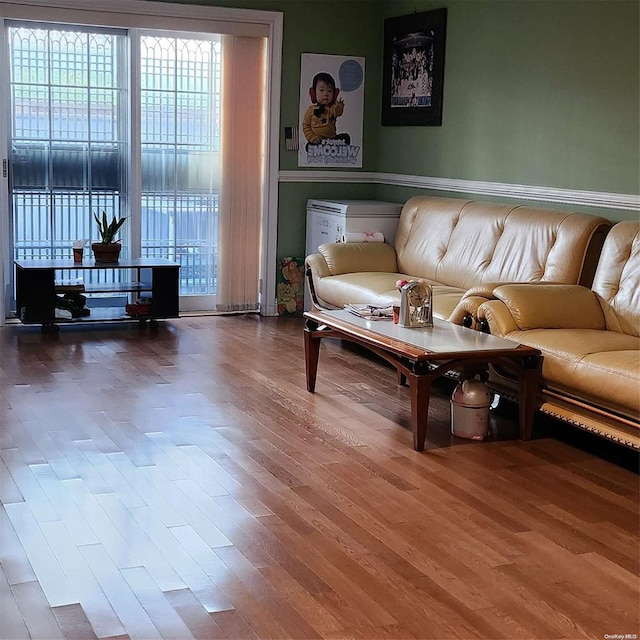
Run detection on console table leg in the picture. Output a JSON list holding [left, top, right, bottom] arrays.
[[304, 328, 321, 393], [409, 373, 433, 451]]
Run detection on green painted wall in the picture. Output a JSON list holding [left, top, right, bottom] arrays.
[[373, 0, 639, 216]]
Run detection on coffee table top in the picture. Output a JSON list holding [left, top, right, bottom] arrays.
[[305, 309, 535, 360]]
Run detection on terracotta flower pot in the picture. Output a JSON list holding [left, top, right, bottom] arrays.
[[91, 242, 122, 264]]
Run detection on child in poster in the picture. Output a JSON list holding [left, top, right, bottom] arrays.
[[298, 54, 364, 168], [302, 72, 350, 147]]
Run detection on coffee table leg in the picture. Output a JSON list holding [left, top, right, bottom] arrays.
[[518, 354, 542, 439], [408, 372, 434, 451], [304, 326, 321, 392]]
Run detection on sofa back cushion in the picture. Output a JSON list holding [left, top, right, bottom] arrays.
[[393, 196, 610, 291], [318, 241, 398, 275], [592, 221, 640, 337]]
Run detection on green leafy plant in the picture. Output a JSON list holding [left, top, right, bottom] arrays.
[[93, 211, 126, 244]]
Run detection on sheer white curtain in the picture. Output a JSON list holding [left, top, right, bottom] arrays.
[[216, 35, 266, 312]]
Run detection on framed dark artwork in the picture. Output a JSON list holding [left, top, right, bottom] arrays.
[[381, 8, 447, 126]]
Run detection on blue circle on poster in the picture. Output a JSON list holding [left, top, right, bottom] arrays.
[[338, 59, 363, 92]]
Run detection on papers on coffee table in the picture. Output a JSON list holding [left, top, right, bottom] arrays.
[[344, 303, 393, 320]]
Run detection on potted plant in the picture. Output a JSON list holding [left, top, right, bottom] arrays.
[[92, 211, 126, 263]]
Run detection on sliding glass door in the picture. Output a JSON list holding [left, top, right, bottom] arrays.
[[6, 22, 222, 311], [0, 0, 281, 325], [140, 34, 220, 309]]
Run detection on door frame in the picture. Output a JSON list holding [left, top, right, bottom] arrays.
[[0, 0, 283, 320]]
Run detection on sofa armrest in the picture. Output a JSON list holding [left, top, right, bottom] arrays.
[[450, 282, 516, 329], [487, 283, 606, 331], [317, 241, 398, 275], [477, 300, 521, 337], [305, 253, 331, 279], [449, 296, 494, 329], [305, 253, 332, 308]]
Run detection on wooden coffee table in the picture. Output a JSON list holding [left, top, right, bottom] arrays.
[[303, 309, 542, 451]]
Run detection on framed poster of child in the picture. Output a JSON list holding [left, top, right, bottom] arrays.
[[298, 53, 364, 168]]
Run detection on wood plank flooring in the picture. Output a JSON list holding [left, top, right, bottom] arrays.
[[0, 314, 638, 640]]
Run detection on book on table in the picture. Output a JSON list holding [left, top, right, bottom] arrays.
[[344, 303, 393, 320]]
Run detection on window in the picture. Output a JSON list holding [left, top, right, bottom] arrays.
[[10, 24, 127, 261], [140, 35, 220, 296]]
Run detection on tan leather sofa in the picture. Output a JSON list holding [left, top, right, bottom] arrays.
[[476, 221, 639, 449], [305, 196, 611, 323]]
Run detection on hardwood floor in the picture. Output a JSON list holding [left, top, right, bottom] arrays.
[[0, 314, 638, 640]]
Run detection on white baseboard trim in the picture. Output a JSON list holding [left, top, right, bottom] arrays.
[[278, 170, 640, 212]]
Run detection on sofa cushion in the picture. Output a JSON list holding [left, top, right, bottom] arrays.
[[318, 241, 398, 275], [312, 271, 466, 319], [312, 272, 405, 308], [499, 327, 640, 418], [393, 196, 610, 290]]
